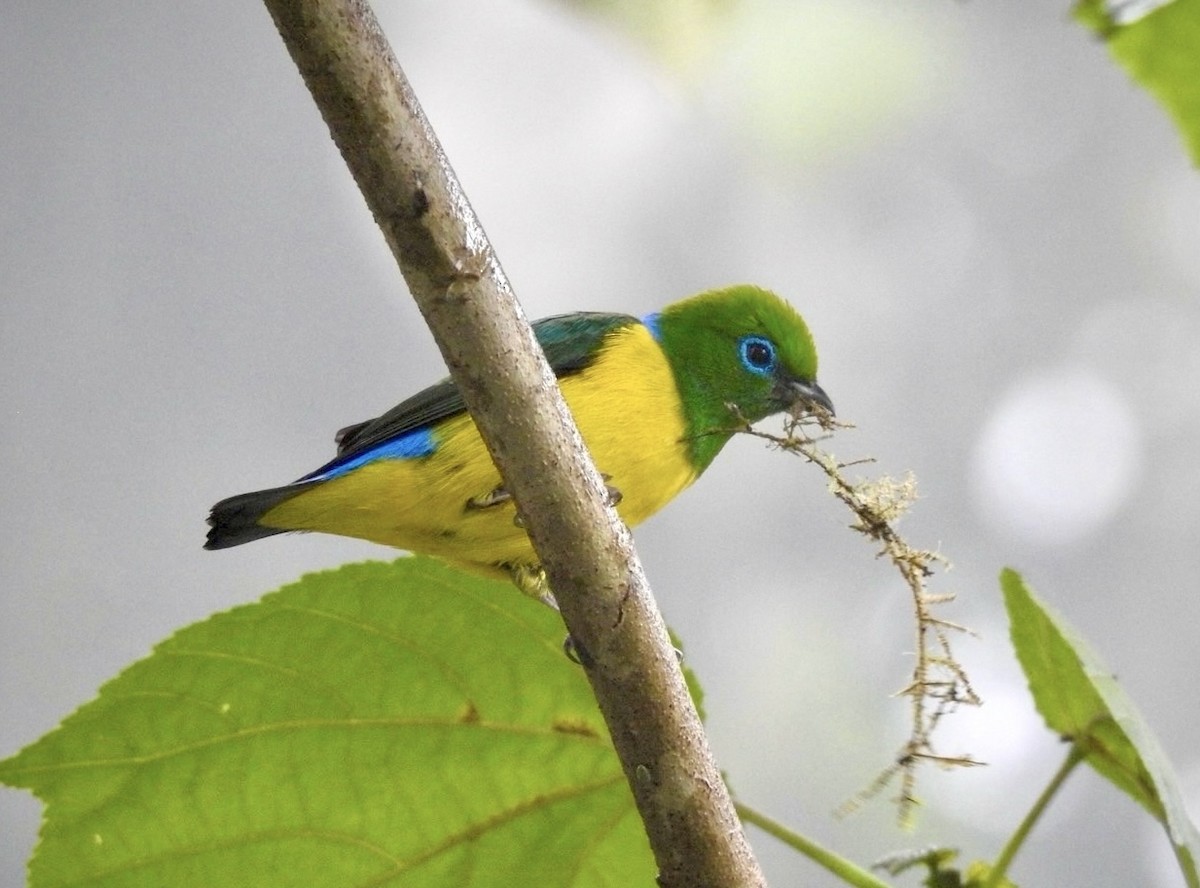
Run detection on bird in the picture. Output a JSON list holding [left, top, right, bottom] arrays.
[[205, 284, 832, 587]]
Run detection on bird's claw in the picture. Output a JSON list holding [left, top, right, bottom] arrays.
[[471, 478, 619, 524], [467, 486, 512, 510], [467, 486, 529, 527], [562, 634, 595, 668], [506, 567, 594, 666], [508, 564, 558, 610], [599, 473, 623, 508]]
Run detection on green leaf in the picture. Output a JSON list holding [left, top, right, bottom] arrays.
[[874, 846, 964, 886], [0, 557, 656, 888], [559, 0, 736, 79], [1075, 0, 1200, 165], [1001, 568, 1200, 888], [961, 860, 1018, 888]]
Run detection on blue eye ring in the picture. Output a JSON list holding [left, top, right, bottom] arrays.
[[738, 335, 777, 376]]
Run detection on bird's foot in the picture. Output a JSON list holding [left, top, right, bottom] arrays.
[[562, 634, 594, 668], [469, 477, 619, 520], [508, 564, 558, 610], [506, 565, 597, 666], [467, 486, 533, 528], [599, 473, 623, 508], [466, 486, 512, 510]]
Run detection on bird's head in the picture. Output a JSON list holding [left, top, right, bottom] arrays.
[[652, 285, 832, 471]]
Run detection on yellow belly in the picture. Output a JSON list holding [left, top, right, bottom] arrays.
[[261, 323, 697, 572]]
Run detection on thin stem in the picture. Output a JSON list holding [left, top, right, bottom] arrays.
[[736, 802, 894, 888], [984, 744, 1086, 888]]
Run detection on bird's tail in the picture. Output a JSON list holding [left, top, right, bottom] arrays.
[[205, 483, 310, 549]]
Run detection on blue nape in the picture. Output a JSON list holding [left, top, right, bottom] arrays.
[[312, 427, 437, 480], [641, 312, 662, 342]]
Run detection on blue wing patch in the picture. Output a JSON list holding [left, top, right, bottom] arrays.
[[307, 426, 437, 480], [641, 312, 662, 342]]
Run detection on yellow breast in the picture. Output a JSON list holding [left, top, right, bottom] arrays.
[[261, 323, 697, 573]]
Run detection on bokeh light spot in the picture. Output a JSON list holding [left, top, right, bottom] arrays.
[[971, 367, 1142, 545]]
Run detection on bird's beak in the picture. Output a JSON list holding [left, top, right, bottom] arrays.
[[781, 378, 835, 417]]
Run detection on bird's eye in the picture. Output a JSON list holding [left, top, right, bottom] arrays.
[[738, 335, 776, 375]]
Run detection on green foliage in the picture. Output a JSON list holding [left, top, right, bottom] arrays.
[[1075, 0, 1200, 165], [873, 846, 963, 886], [960, 860, 1017, 888], [0, 558, 655, 888], [561, 0, 735, 78], [6, 559, 1200, 888], [1001, 568, 1200, 888], [872, 846, 1015, 888]]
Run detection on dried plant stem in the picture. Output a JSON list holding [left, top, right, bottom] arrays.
[[736, 411, 982, 822]]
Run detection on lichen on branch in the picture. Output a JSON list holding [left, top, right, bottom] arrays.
[[735, 408, 983, 823]]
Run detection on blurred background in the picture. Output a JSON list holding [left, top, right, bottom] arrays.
[[4, 1, 1199, 885]]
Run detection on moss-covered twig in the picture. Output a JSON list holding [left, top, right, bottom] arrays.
[[736, 408, 982, 823]]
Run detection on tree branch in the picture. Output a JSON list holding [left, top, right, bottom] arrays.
[[260, 2, 767, 885]]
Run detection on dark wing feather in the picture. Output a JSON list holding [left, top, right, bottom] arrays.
[[309, 312, 639, 478], [332, 377, 463, 455]]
